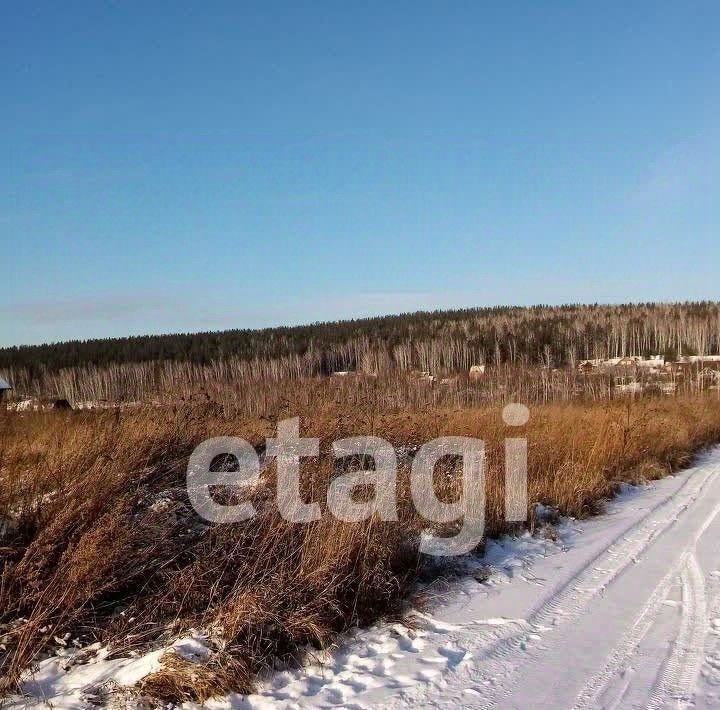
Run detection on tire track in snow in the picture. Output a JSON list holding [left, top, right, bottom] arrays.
[[571, 558, 679, 710], [468, 461, 720, 709], [572, 550, 707, 710], [696, 568, 720, 708], [646, 552, 708, 710], [573, 494, 720, 710]]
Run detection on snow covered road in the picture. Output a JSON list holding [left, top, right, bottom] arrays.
[[218, 447, 720, 709]]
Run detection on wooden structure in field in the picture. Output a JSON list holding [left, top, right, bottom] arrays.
[[0, 376, 11, 402]]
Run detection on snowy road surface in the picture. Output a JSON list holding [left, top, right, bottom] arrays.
[[13, 448, 720, 709]]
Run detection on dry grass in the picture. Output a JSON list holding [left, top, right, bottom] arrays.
[[1, 394, 720, 703]]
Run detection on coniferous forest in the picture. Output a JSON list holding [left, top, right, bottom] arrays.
[[3, 302, 720, 376]]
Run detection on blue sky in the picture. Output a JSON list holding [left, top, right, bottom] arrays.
[[2, 1, 719, 347]]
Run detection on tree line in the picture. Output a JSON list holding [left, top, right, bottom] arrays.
[[2, 301, 720, 378]]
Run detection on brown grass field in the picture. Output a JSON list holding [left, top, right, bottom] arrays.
[[2, 392, 720, 703]]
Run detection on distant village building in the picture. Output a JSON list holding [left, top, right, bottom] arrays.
[[578, 360, 598, 374], [573, 352, 720, 397], [579, 355, 667, 374], [469, 364, 486, 379], [636, 355, 665, 369], [0, 376, 11, 402], [616, 356, 638, 368], [615, 381, 644, 396]]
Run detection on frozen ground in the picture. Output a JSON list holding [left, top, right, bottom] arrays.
[[10, 448, 720, 709]]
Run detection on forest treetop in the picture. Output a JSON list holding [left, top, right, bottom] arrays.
[[3, 301, 719, 375]]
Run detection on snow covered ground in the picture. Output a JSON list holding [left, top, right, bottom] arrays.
[[10, 447, 720, 709]]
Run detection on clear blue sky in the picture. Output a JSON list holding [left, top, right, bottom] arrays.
[[2, 1, 719, 347]]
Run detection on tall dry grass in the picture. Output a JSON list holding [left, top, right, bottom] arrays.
[[1, 394, 720, 703]]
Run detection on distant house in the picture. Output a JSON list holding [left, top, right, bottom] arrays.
[[685, 355, 720, 364], [0, 376, 11, 402], [699, 368, 720, 384], [616, 356, 638, 368], [469, 364, 486, 379], [636, 355, 665, 369], [615, 381, 644, 396]]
